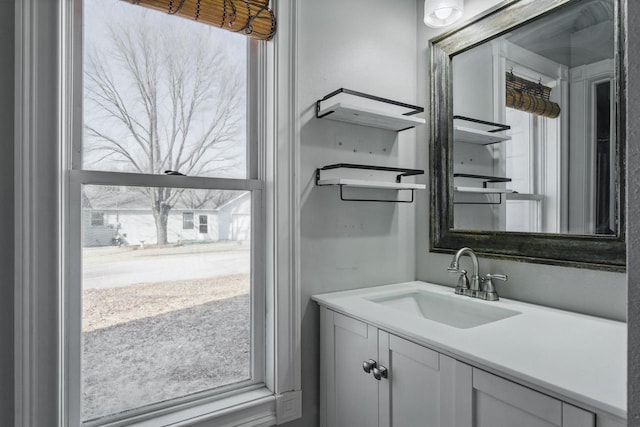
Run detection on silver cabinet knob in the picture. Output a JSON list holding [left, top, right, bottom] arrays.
[[362, 359, 377, 373], [372, 365, 388, 380]]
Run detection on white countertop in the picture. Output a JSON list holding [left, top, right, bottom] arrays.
[[312, 281, 626, 419]]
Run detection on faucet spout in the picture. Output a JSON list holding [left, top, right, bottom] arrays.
[[450, 247, 481, 291], [448, 247, 508, 301]]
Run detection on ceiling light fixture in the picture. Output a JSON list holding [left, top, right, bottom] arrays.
[[424, 0, 464, 28]]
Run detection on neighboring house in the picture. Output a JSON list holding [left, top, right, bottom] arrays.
[[82, 188, 251, 247], [217, 192, 251, 241]]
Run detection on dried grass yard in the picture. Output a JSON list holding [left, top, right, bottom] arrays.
[[81, 244, 251, 421]]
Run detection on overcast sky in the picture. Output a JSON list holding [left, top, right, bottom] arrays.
[[82, 0, 248, 179]]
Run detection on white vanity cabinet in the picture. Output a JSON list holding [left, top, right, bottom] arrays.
[[320, 309, 469, 427], [320, 307, 606, 427], [320, 309, 378, 427], [377, 330, 471, 427], [469, 368, 594, 427]]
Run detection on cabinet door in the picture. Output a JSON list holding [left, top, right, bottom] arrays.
[[320, 308, 379, 427], [377, 332, 472, 427], [471, 368, 595, 427], [596, 414, 626, 427]]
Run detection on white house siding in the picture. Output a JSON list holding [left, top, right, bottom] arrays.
[[193, 212, 219, 242], [231, 214, 250, 241], [82, 210, 118, 247], [84, 224, 118, 247], [218, 193, 251, 241], [82, 209, 219, 247]]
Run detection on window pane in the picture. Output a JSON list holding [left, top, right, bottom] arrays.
[[198, 214, 209, 234], [81, 185, 252, 422], [506, 200, 539, 232], [505, 107, 533, 194], [90, 212, 104, 227], [183, 212, 194, 230], [83, 0, 248, 179]]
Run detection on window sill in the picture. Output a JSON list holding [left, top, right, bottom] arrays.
[[93, 387, 299, 427]]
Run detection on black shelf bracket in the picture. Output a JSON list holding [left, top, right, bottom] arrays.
[[316, 88, 424, 119], [453, 173, 512, 189], [453, 173, 511, 202], [316, 164, 424, 203], [338, 185, 415, 203], [454, 192, 504, 205], [453, 115, 511, 133], [318, 163, 424, 184]]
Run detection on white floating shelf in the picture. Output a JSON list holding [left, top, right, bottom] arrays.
[[317, 178, 426, 190], [454, 125, 511, 145], [454, 186, 514, 194], [318, 102, 425, 132], [315, 164, 425, 202], [506, 193, 544, 201]]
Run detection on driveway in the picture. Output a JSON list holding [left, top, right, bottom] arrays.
[[83, 250, 250, 289]]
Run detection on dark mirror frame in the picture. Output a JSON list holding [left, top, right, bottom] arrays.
[[429, 0, 626, 271]]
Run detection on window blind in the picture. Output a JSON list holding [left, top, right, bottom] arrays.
[[126, 0, 276, 40], [505, 72, 561, 119]]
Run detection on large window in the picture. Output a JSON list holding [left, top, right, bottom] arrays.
[[71, 0, 263, 424], [16, 0, 299, 425]]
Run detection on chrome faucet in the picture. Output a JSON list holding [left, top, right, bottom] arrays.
[[448, 247, 481, 296], [447, 247, 508, 300]]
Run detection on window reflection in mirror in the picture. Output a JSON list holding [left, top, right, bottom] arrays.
[[451, 0, 615, 235]]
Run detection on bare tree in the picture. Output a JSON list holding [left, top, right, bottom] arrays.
[[84, 13, 245, 245]]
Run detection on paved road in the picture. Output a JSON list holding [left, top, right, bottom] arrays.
[[83, 250, 250, 289]]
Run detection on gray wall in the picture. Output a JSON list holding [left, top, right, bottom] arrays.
[[287, 0, 633, 426], [626, 0, 639, 424], [285, 0, 420, 425], [1, 0, 14, 424], [415, 0, 627, 322], [5, 0, 636, 425]]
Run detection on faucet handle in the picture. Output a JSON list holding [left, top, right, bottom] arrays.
[[450, 269, 469, 295], [484, 273, 507, 282], [481, 273, 507, 301]]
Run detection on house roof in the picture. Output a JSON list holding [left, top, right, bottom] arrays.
[[216, 191, 251, 210]]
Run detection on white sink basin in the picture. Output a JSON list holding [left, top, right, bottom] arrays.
[[367, 290, 521, 329]]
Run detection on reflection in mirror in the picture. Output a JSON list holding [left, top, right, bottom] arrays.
[[451, 0, 615, 235]]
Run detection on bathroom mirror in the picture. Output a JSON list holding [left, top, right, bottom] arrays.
[[430, 0, 625, 270]]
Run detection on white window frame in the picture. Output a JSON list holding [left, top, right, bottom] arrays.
[[492, 40, 568, 233], [70, 4, 267, 422], [69, 178, 265, 427], [504, 107, 543, 233], [14, 0, 301, 425]]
